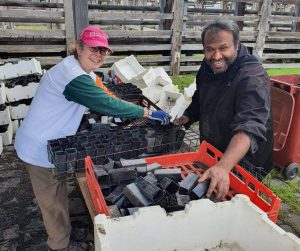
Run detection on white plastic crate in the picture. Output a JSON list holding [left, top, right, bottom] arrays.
[[12, 119, 22, 134], [156, 91, 187, 121], [142, 84, 179, 104], [131, 68, 153, 89], [0, 106, 11, 125], [111, 55, 145, 83], [0, 136, 3, 155], [0, 82, 6, 104], [94, 195, 300, 251], [9, 104, 30, 120], [6, 82, 39, 102], [0, 59, 42, 80], [0, 121, 13, 145], [184, 80, 196, 100], [141, 67, 172, 88]]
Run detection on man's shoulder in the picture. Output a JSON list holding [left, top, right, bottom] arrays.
[[237, 59, 266, 75]]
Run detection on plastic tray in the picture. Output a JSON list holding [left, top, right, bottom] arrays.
[[85, 141, 281, 223]]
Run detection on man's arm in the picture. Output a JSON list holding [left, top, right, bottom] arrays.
[[199, 131, 251, 200]]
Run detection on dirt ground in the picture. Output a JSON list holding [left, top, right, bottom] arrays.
[[0, 144, 299, 251], [0, 145, 93, 251]]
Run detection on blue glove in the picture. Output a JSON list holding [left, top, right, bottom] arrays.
[[148, 110, 171, 125]]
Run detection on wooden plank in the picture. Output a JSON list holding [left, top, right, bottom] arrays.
[[270, 16, 300, 22], [182, 31, 257, 42], [1, 57, 63, 67], [185, 14, 260, 22], [88, 4, 159, 12], [272, 0, 297, 4], [170, 0, 185, 75], [0, 8, 64, 23], [187, 7, 233, 14], [98, 65, 171, 73], [183, 30, 258, 37], [90, 20, 160, 26], [255, 0, 272, 57], [182, 42, 256, 50], [0, 29, 65, 39], [77, 175, 97, 221], [0, 44, 66, 53], [180, 56, 204, 62], [268, 31, 300, 37], [88, 12, 173, 21], [0, 17, 64, 23], [263, 43, 300, 50], [0, 9, 64, 18], [266, 37, 300, 42], [262, 63, 300, 69], [110, 44, 171, 52], [220, 0, 263, 3], [263, 54, 300, 59], [179, 65, 200, 72], [0, 0, 64, 8], [104, 55, 171, 64], [38, 58, 63, 66], [181, 44, 203, 50], [107, 30, 172, 38], [73, 0, 89, 38]]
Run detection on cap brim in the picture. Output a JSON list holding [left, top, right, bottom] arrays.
[[83, 39, 113, 53]]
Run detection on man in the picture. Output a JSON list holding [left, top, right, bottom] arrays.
[[175, 19, 273, 201]]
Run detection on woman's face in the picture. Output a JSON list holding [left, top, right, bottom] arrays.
[[76, 43, 110, 73]]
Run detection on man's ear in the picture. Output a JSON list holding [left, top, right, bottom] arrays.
[[234, 42, 240, 51]]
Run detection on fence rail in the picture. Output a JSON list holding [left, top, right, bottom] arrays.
[[0, 0, 299, 74]]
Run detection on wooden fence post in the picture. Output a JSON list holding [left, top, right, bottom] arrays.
[[170, 0, 185, 75], [73, 0, 89, 39], [234, 0, 246, 31], [163, 0, 173, 30], [291, 2, 300, 32], [159, 0, 164, 30], [64, 0, 75, 54], [64, 0, 89, 55], [254, 0, 272, 58]]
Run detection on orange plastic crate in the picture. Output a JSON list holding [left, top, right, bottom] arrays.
[[85, 141, 281, 223]]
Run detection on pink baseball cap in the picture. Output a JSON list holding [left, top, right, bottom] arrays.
[[79, 26, 112, 52]]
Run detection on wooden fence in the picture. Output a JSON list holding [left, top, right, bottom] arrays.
[[0, 0, 300, 75]]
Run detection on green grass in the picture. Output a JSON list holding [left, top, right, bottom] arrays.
[[171, 68, 300, 93], [15, 25, 59, 31], [267, 68, 300, 76], [171, 73, 196, 93], [266, 168, 300, 214]]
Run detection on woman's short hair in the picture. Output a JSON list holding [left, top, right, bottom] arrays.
[[68, 40, 84, 59]]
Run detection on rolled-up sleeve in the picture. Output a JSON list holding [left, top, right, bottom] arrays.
[[230, 66, 270, 143]]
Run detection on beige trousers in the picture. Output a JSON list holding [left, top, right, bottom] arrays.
[[24, 162, 71, 250]]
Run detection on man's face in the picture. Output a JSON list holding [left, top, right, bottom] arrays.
[[203, 30, 238, 74]]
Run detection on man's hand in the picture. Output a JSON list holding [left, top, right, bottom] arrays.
[[148, 110, 171, 125], [173, 115, 189, 126], [199, 165, 230, 201]]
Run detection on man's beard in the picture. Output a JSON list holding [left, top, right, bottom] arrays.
[[206, 51, 238, 74]]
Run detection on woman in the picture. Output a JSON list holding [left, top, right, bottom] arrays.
[[14, 26, 170, 251]]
